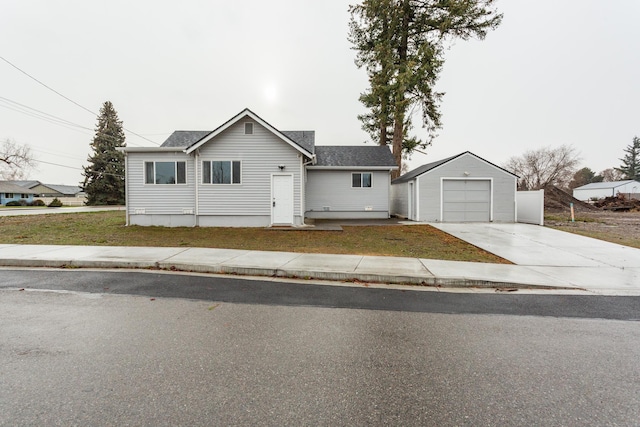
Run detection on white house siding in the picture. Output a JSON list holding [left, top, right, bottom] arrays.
[[305, 170, 391, 219], [196, 119, 304, 226], [390, 181, 409, 218], [125, 151, 196, 226], [416, 155, 515, 222]]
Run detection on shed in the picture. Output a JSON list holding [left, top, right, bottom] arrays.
[[572, 180, 640, 201], [390, 151, 517, 222]]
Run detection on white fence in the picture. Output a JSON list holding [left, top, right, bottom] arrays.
[[516, 190, 544, 225], [36, 196, 87, 207]]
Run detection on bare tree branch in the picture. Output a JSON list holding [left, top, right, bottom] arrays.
[[503, 145, 580, 190], [0, 139, 35, 180]]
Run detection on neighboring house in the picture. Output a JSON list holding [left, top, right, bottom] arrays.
[[13, 181, 84, 198], [391, 151, 517, 222], [573, 180, 640, 201], [120, 108, 397, 227], [0, 181, 36, 205]]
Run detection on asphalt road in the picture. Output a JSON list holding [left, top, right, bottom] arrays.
[[1, 269, 639, 426]]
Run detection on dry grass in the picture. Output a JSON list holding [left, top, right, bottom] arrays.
[[0, 211, 508, 263]]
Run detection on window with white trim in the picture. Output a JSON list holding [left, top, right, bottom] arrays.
[[4, 193, 14, 198], [145, 161, 186, 184], [202, 160, 241, 184], [352, 172, 372, 188], [244, 122, 253, 135]]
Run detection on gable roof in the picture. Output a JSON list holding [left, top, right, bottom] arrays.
[[573, 180, 640, 191], [392, 151, 517, 184], [11, 180, 82, 195], [0, 181, 37, 194], [42, 184, 83, 195], [184, 108, 314, 158], [11, 180, 41, 189], [309, 146, 397, 169], [161, 131, 211, 148]]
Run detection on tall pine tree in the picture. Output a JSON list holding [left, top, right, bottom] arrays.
[[82, 101, 126, 205], [616, 136, 640, 181], [349, 0, 502, 176]]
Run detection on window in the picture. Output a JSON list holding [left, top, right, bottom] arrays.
[[352, 173, 372, 188], [244, 122, 253, 135], [145, 161, 186, 184], [203, 160, 241, 184], [4, 193, 13, 198], [21, 194, 29, 198]]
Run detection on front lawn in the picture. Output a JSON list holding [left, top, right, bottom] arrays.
[[0, 211, 508, 263]]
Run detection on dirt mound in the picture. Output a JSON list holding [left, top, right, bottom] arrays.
[[593, 194, 640, 211], [544, 186, 599, 212]]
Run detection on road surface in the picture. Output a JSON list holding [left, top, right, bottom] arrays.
[[1, 269, 639, 426]]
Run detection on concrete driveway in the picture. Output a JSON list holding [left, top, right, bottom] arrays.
[[429, 222, 640, 293]]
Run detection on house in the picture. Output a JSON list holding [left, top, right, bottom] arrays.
[[120, 108, 397, 227], [0, 181, 36, 205], [13, 181, 84, 198], [391, 151, 517, 222], [572, 180, 640, 201]]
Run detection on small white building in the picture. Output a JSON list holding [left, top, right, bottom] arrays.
[[572, 180, 640, 201], [391, 151, 518, 222]]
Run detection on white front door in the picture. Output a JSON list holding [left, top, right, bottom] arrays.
[[272, 174, 294, 225]]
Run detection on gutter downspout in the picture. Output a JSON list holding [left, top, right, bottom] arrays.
[[124, 152, 130, 226], [194, 150, 199, 227], [301, 154, 316, 226]]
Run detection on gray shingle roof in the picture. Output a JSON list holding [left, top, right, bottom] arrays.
[[392, 151, 517, 184], [574, 180, 639, 190], [160, 129, 316, 155], [392, 153, 460, 183], [161, 131, 211, 148], [281, 131, 315, 154], [0, 181, 37, 194], [314, 145, 396, 167], [44, 184, 83, 195], [11, 180, 40, 189]]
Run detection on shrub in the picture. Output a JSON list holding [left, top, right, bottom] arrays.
[[5, 200, 22, 206], [30, 199, 46, 206], [48, 198, 63, 207]]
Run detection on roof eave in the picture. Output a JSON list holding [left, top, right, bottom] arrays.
[[306, 166, 398, 171]]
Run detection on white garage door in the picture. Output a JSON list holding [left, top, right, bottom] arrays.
[[442, 180, 491, 222]]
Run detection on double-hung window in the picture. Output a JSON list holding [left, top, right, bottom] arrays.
[[145, 161, 186, 184], [202, 160, 241, 184], [352, 172, 372, 188]]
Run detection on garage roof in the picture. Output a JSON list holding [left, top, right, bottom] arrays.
[[392, 151, 517, 184]]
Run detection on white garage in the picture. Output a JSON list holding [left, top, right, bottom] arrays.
[[390, 151, 517, 223]]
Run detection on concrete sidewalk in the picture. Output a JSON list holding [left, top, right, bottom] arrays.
[[0, 243, 636, 295]]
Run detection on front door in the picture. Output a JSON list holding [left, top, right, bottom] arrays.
[[272, 174, 294, 225]]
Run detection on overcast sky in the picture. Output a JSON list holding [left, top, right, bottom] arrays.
[[1, 0, 639, 185]]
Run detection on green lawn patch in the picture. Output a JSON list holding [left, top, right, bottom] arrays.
[[0, 211, 508, 263]]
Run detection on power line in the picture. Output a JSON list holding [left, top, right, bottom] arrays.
[[0, 55, 161, 146]]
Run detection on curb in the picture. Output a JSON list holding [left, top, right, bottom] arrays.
[[0, 258, 581, 291]]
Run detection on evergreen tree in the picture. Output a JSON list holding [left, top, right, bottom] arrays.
[[349, 0, 502, 176], [82, 101, 126, 205], [616, 136, 640, 181]]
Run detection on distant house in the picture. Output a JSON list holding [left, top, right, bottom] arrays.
[[0, 181, 36, 205], [120, 108, 398, 227], [573, 180, 640, 201], [391, 151, 518, 222], [13, 181, 84, 198]]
